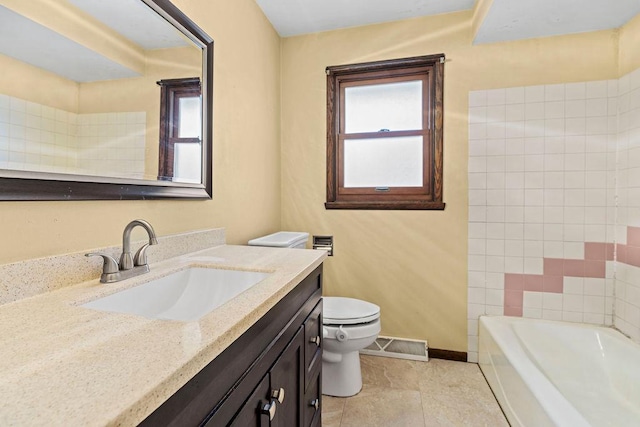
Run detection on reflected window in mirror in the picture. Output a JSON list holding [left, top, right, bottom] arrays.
[[157, 77, 202, 183]]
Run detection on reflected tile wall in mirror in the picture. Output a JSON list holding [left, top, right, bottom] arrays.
[[0, 94, 146, 179]]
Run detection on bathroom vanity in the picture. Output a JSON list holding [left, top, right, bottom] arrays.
[[141, 264, 323, 426], [0, 242, 325, 426]]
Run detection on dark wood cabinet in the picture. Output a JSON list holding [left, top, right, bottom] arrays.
[[140, 264, 323, 427], [228, 374, 270, 427], [303, 372, 322, 427], [303, 301, 323, 427], [227, 328, 304, 427], [270, 327, 304, 426]]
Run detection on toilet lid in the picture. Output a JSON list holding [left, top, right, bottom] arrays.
[[323, 297, 380, 325]]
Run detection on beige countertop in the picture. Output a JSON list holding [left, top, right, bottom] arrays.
[[0, 244, 326, 426]]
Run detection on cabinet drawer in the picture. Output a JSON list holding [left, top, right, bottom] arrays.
[[303, 372, 321, 427], [304, 300, 322, 388]]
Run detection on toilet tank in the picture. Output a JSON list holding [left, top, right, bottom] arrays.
[[248, 231, 309, 249]]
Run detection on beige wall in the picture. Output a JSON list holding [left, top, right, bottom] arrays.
[[0, 54, 78, 111], [0, 0, 281, 263], [620, 13, 640, 75], [280, 11, 618, 351]]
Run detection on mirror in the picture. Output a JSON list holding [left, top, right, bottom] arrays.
[[0, 0, 213, 200]]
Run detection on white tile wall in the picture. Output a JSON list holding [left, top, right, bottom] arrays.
[[0, 94, 146, 179], [76, 112, 146, 179], [0, 95, 77, 173], [467, 77, 620, 363], [614, 67, 640, 342]]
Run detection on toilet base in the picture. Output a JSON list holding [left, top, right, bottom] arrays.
[[322, 350, 363, 397]]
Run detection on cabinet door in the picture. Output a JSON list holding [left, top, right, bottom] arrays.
[[228, 373, 271, 427], [303, 372, 321, 427], [270, 327, 304, 427]]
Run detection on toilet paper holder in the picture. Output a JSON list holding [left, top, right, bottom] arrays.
[[312, 235, 333, 256]]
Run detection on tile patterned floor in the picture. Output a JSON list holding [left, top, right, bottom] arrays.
[[322, 355, 509, 427]]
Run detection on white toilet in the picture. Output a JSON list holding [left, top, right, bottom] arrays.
[[247, 232, 381, 397], [322, 296, 381, 397]]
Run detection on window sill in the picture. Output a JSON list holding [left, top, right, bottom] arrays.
[[325, 201, 445, 210]]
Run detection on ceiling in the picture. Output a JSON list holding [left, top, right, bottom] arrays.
[[0, 5, 137, 82], [255, 0, 640, 42], [475, 0, 640, 44], [67, 0, 189, 50], [0, 0, 191, 83], [254, 0, 474, 37]]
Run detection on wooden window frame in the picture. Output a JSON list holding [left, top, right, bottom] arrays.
[[325, 54, 445, 210], [157, 77, 202, 181]]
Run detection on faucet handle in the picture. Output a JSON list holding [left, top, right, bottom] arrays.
[[85, 253, 119, 274], [133, 243, 151, 267]]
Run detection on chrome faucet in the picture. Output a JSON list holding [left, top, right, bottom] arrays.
[[86, 219, 158, 283]]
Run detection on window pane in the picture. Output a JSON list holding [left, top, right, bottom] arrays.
[[344, 81, 422, 133], [178, 96, 201, 138], [343, 136, 422, 188], [173, 142, 201, 183]]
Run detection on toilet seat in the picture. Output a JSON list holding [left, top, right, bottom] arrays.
[[323, 297, 380, 325]]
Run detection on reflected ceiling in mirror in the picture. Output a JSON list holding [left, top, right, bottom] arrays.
[[0, 0, 213, 200]]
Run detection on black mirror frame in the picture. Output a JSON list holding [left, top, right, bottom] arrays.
[[0, 0, 213, 201]]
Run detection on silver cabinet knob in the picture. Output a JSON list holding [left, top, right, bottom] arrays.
[[309, 335, 321, 346], [262, 400, 277, 420], [272, 387, 285, 404], [310, 398, 319, 411]]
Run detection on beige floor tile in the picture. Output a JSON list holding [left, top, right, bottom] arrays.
[[361, 355, 420, 391], [322, 356, 508, 427], [418, 359, 508, 426], [421, 392, 509, 427], [418, 359, 498, 401], [323, 395, 346, 413], [322, 409, 343, 427], [322, 394, 345, 427], [340, 385, 425, 427]]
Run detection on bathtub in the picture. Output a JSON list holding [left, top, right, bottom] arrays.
[[478, 316, 640, 427]]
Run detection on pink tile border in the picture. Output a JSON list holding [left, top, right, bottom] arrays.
[[543, 258, 564, 276], [543, 275, 563, 293], [500, 231, 634, 317], [628, 246, 640, 268], [504, 306, 523, 316], [584, 242, 609, 260], [505, 273, 524, 290], [627, 227, 640, 247], [585, 260, 606, 278], [563, 259, 585, 277], [524, 275, 543, 292], [618, 245, 628, 264], [505, 290, 523, 308]]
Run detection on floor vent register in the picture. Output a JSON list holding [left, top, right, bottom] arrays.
[[360, 336, 428, 362]]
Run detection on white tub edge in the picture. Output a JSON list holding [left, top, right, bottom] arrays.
[[478, 316, 591, 427]]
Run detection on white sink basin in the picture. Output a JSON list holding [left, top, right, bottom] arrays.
[[81, 267, 271, 321]]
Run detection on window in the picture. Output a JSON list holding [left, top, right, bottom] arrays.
[[325, 54, 445, 210], [157, 77, 202, 183]]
